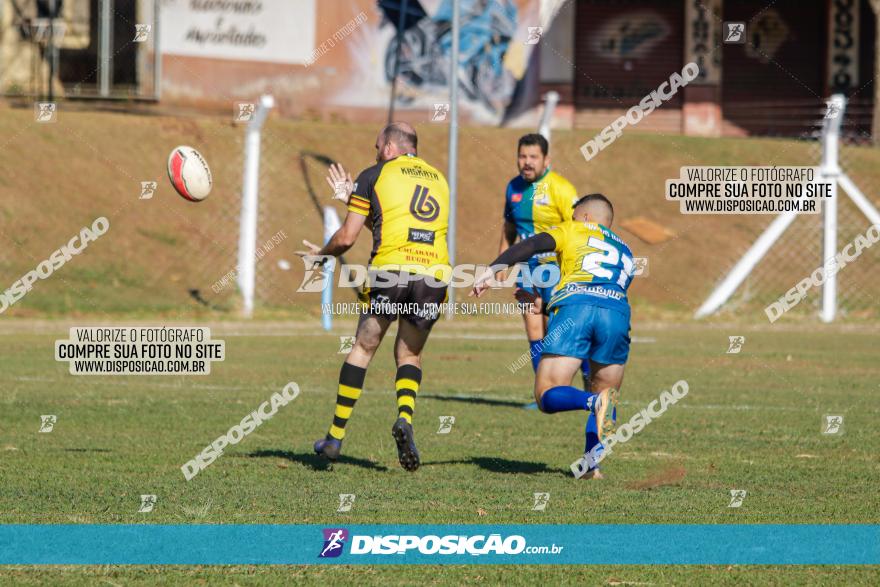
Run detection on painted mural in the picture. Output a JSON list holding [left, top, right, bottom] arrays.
[[331, 0, 541, 123]]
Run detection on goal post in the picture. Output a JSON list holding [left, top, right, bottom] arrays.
[[819, 94, 844, 322], [237, 94, 274, 318], [693, 211, 800, 319], [695, 93, 880, 322], [538, 91, 560, 142], [321, 206, 342, 332]]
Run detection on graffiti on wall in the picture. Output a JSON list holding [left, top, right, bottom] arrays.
[[382, 0, 517, 113], [331, 0, 539, 123]]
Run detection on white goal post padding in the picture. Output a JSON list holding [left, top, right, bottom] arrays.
[[695, 94, 880, 322]]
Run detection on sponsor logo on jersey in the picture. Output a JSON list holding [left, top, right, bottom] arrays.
[[401, 166, 440, 181], [409, 185, 440, 222], [408, 228, 436, 244], [564, 283, 624, 300], [533, 183, 549, 205]]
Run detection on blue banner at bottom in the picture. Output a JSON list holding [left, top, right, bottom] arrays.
[[0, 525, 877, 565]]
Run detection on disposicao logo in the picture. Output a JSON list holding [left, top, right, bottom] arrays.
[[319, 528, 348, 558]]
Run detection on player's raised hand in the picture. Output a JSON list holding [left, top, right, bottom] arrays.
[[295, 239, 327, 269], [295, 239, 321, 257], [326, 163, 354, 203]]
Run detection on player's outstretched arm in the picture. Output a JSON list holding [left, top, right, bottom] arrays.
[[472, 232, 556, 297], [295, 211, 367, 262]]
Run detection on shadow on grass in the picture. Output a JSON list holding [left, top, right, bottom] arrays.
[[427, 456, 564, 476], [420, 393, 527, 409], [470, 456, 557, 474], [249, 449, 389, 472]]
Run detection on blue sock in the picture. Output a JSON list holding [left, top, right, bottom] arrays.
[[539, 385, 596, 413], [580, 361, 591, 388], [584, 413, 601, 471], [585, 412, 600, 456], [529, 340, 542, 372]]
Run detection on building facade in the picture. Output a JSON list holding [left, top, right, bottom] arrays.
[[1, 0, 875, 137], [541, 0, 876, 136]]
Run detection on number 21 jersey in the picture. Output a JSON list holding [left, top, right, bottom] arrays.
[[544, 221, 635, 316]]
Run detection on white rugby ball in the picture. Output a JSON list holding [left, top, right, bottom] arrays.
[[167, 146, 213, 202]]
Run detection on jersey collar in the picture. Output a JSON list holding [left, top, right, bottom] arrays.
[[586, 220, 617, 237], [388, 153, 419, 163]]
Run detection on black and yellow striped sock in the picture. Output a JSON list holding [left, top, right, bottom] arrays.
[[395, 364, 422, 424], [327, 362, 367, 441]]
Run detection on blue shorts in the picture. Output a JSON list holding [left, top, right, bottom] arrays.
[[542, 304, 631, 365], [515, 262, 559, 310]]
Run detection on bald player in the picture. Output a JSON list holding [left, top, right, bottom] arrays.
[[474, 194, 635, 479], [297, 122, 449, 472]]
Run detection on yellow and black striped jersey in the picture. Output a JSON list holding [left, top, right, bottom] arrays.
[[348, 155, 450, 279]]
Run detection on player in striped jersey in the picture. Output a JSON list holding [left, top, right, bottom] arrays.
[[297, 122, 449, 472]]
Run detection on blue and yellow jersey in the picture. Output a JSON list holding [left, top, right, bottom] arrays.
[[347, 155, 450, 279], [503, 169, 578, 265], [544, 221, 635, 315]]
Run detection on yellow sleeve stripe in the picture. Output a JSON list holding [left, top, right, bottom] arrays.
[[348, 202, 369, 216], [350, 194, 370, 206]]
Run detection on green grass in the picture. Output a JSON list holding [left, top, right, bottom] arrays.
[[0, 565, 877, 586], [1, 320, 878, 584]]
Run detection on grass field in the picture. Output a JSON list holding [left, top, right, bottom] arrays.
[[1, 319, 878, 584], [2, 97, 879, 584], [3, 105, 880, 321]]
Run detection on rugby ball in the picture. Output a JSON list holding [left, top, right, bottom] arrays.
[[167, 146, 213, 202]]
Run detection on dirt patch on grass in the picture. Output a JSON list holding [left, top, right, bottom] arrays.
[[626, 465, 687, 490]]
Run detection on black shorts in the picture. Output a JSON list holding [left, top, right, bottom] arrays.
[[358, 270, 449, 330]]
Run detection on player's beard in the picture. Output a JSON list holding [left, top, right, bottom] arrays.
[[377, 143, 400, 163], [519, 166, 538, 183]]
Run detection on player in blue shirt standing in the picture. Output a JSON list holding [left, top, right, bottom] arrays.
[[498, 134, 591, 408]]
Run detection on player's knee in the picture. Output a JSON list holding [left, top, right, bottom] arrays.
[[353, 337, 380, 357], [394, 338, 420, 363]]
